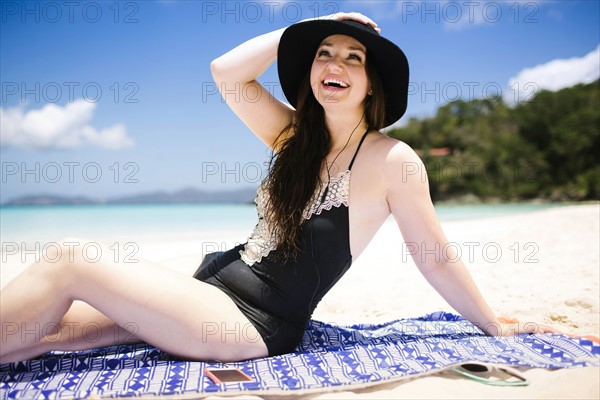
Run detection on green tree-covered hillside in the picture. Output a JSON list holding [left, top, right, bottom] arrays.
[[387, 80, 599, 201]]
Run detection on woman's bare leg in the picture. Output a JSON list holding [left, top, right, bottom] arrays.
[[1, 301, 141, 362], [0, 238, 268, 363]]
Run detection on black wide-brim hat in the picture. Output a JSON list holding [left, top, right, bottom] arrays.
[[277, 19, 409, 127]]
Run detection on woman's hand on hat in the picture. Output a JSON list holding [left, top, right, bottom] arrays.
[[303, 12, 381, 33]]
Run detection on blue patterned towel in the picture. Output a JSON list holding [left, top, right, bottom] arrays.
[[1, 312, 598, 399]]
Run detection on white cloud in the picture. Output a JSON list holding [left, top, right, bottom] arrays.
[[0, 100, 134, 150], [507, 45, 600, 103]]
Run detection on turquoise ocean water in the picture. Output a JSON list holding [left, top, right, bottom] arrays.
[[0, 203, 563, 243]]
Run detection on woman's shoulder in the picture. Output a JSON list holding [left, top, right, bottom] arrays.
[[362, 131, 429, 197], [367, 130, 422, 165]]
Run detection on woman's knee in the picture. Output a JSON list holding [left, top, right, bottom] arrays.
[[28, 237, 95, 283], [44, 237, 106, 269]]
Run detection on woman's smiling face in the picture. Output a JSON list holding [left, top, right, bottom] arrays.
[[309, 34, 370, 113]]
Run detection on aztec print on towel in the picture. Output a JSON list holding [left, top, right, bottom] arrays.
[[1, 312, 598, 399]]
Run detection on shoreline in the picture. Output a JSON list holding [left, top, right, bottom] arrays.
[[3, 198, 595, 208], [1, 201, 589, 245]]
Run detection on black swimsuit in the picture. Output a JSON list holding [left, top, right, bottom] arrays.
[[194, 131, 369, 356]]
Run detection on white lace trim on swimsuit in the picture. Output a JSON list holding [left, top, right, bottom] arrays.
[[239, 170, 351, 266]]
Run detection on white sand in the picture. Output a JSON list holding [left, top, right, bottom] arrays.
[[1, 203, 598, 399]]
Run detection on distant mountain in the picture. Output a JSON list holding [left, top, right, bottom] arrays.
[[2, 187, 258, 206], [109, 187, 257, 205], [4, 195, 98, 206]]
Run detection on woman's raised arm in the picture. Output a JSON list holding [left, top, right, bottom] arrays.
[[210, 28, 295, 148], [210, 12, 379, 149]]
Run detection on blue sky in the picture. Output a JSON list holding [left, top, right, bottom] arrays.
[[1, 0, 599, 203]]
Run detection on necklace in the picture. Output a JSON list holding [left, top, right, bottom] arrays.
[[325, 113, 366, 183]]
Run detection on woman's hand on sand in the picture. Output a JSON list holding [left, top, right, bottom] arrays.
[[301, 12, 381, 33], [485, 321, 562, 336]]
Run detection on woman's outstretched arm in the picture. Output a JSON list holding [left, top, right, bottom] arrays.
[[384, 142, 557, 336]]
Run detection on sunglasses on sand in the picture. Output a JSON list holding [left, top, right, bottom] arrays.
[[451, 362, 530, 386]]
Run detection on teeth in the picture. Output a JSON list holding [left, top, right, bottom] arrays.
[[323, 78, 349, 88]]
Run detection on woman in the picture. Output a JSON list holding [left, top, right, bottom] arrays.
[[0, 12, 554, 364]]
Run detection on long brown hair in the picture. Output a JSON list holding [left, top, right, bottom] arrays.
[[264, 56, 386, 261]]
